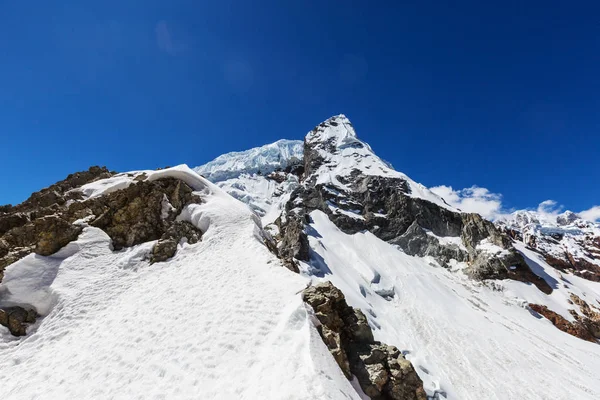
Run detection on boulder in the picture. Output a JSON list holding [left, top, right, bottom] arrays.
[[34, 216, 83, 256], [0, 306, 37, 336]]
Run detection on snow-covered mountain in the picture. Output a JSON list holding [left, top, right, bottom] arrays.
[[2, 114, 600, 400], [497, 209, 600, 281]]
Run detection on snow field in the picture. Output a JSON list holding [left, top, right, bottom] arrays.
[[0, 167, 362, 400]]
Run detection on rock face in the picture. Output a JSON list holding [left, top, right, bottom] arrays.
[[0, 306, 37, 336], [0, 166, 112, 282], [0, 168, 204, 287], [303, 282, 427, 400], [151, 221, 202, 263], [529, 303, 597, 342], [86, 178, 201, 250], [278, 115, 550, 294], [569, 294, 600, 339]]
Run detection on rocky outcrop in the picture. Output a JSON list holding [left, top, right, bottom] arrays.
[[0, 306, 37, 336], [529, 303, 597, 342], [86, 178, 200, 250], [1, 168, 204, 286], [569, 294, 600, 339], [151, 221, 202, 263], [303, 282, 426, 400], [279, 116, 550, 293], [0, 167, 112, 282], [392, 221, 468, 267], [276, 215, 310, 262]]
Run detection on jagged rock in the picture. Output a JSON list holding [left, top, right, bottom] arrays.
[[0, 213, 29, 235], [529, 303, 596, 342], [11, 166, 112, 214], [392, 221, 468, 267], [569, 294, 600, 338], [88, 178, 200, 250], [460, 213, 509, 251], [0, 306, 37, 336], [0, 169, 204, 285], [151, 221, 202, 263], [277, 215, 310, 262], [303, 282, 426, 400], [34, 216, 83, 256]]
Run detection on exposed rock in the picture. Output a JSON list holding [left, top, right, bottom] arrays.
[[0, 306, 37, 336], [151, 221, 202, 263], [460, 213, 509, 251], [392, 221, 468, 268], [569, 294, 600, 338], [34, 216, 84, 256], [0, 213, 29, 235], [304, 282, 426, 400], [88, 178, 200, 250], [529, 303, 596, 342], [11, 166, 112, 214], [276, 215, 310, 263], [0, 169, 204, 285], [285, 159, 548, 292]]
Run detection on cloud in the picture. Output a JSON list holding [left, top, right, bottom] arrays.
[[430, 185, 600, 224], [580, 206, 600, 222], [536, 199, 563, 216], [429, 185, 504, 219]]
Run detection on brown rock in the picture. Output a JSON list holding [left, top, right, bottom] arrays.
[[34, 216, 83, 256], [529, 303, 596, 342], [151, 221, 202, 263], [0, 306, 37, 336], [304, 282, 426, 399]]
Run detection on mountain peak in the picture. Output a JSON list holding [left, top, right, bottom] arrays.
[[306, 114, 357, 146]]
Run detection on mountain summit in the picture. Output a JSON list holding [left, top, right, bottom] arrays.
[[1, 115, 600, 399]]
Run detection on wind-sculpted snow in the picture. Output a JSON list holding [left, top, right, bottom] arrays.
[[194, 139, 303, 182]]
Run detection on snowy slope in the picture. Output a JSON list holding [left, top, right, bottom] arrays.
[[302, 210, 600, 399], [0, 166, 361, 399], [196, 115, 600, 399], [3, 113, 600, 400]]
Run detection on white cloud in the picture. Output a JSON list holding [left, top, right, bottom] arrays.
[[430, 185, 600, 224], [429, 185, 504, 220], [537, 199, 561, 215], [580, 206, 600, 222]]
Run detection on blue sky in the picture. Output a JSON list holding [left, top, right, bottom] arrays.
[[1, 1, 598, 218]]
